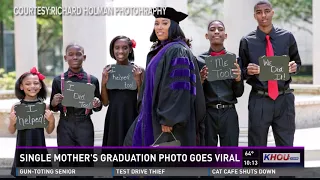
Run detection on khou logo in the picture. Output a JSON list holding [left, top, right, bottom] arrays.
[[263, 153, 300, 163]]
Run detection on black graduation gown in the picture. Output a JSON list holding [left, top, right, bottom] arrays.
[[124, 40, 206, 146], [11, 99, 52, 177]]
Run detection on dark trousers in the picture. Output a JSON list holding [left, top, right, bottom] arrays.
[[205, 106, 239, 146], [57, 115, 95, 171], [248, 91, 295, 146]]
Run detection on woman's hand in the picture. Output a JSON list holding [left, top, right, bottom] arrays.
[[161, 125, 173, 133], [200, 65, 208, 84]]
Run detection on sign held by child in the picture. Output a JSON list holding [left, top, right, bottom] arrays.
[[106, 64, 137, 90], [258, 55, 290, 81], [15, 102, 48, 130], [61, 81, 96, 109], [205, 54, 237, 81]]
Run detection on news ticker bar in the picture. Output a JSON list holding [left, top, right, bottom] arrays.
[[16, 167, 309, 177], [16, 147, 305, 168]]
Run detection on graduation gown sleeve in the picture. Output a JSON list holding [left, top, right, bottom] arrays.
[[156, 45, 197, 127]]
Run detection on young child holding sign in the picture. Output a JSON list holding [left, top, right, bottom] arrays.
[[101, 36, 143, 146], [49, 44, 102, 168], [8, 67, 55, 177], [197, 20, 244, 147]]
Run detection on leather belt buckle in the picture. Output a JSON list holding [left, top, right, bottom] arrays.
[[215, 104, 222, 109]]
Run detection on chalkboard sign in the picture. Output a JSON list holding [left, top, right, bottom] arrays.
[[15, 103, 48, 130], [258, 55, 290, 81], [61, 81, 96, 109], [205, 54, 237, 81], [106, 65, 137, 90]]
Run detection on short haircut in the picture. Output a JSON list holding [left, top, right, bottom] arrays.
[[254, 0, 272, 11], [207, 20, 225, 31], [15, 73, 47, 100], [109, 36, 135, 62], [65, 43, 84, 54]]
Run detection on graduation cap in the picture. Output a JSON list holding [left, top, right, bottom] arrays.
[[153, 7, 188, 24]]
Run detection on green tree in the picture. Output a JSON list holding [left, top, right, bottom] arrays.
[[0, 0, 62, 52], [0, 0, 14, 30], [36, 0, 62, 54], [187, 0, 312, 34], [187, 0, 224, 26], [270, 0, 312, 35], [0, 0, 62, 75]]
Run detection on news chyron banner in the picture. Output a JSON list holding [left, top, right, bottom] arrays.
[[14, 147, 304, 177]]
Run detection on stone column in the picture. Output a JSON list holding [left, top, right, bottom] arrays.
[[223, 0, 265, 145], [313, 0, 320, 85], [62, 0, 108, 144], [223, 0, 258, 57], [14, 0, 38, 78]]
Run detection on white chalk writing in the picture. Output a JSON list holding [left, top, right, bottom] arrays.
[[263, 58, 286, 80], [26, 105, 37, 113], [109, 66, 116, 73], [213, 57, 228, 68], [211, 68, 234, 79], [17, 114, 45, 127], [112, 73, 131, 81], [125, 81, 134, 89], [66, 84, 75, 91], [263, 59, 272, 66], [79, 101, 92, 108], [73, 92, 85, 100]]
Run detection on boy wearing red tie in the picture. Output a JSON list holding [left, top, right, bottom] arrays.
[[239, 0, 301, 147], [197, 20, 244, 146]]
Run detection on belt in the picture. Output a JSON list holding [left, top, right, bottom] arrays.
[[208, 103, 234, 109], [60, 113, 89, 119], [253, 89, 294, 96]]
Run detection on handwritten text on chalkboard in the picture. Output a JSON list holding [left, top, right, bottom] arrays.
[[61, 81, 95, 109], [205, 54, 237, 81], [259, 56, 290, 81], [15, 103, 48, 130], [107, 65, 137, 90]]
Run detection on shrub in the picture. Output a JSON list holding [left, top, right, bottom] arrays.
[[0, 68, 16, 90]]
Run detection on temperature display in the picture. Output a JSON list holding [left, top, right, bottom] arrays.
[[242, 149, 260, 167], [242, 149, 259, 158]]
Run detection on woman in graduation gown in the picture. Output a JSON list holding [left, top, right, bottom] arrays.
[[124, 7, 206, 146]]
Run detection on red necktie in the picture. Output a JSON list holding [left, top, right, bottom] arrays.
[[210, 50, 226, 56], [266, 35, 278, 100]]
